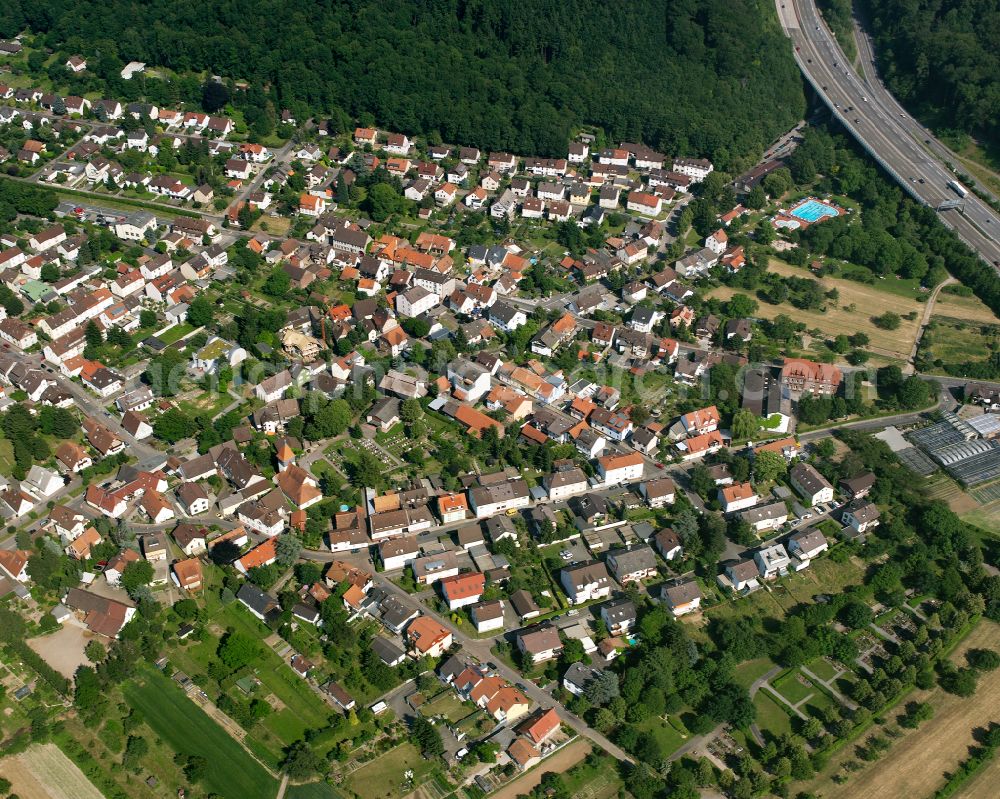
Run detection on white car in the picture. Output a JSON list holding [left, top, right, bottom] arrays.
[[560, 550, 573, 560]]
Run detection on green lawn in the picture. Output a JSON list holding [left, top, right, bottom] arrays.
[[421, 691, 472, 723], [0, 438, 15, 476], [801, 686, 836, 719], [156, 322, 197, 345], [122, 668, 278, 799], [754, 691, 794, 739], [635, 715, 687, 758], [344, 743, 434, 799], [772, 670, 815, 705], [924, 318, 998, 366], [733, 658, 777, 690], [561, 750, 623, 799], [285, 783, 343, 799], [805, 656, 839, 682]]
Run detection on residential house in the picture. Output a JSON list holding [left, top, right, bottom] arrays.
[[662, 580, 702, 616], [653, 528, 682, 561], [787, 528, 829, 565], [406, 615, 453, 657], [560, 561, 612, 605], [597, 452, 644, 486], [517, 625, 563, 664], [719, 482, 759, 513], [842, 499, 880, 534], [172, 558, 203, 591], [755, 544, 791, 580], [601, 598, 637, 635], [722, 559, 760, 593], [740, 501, 789, 534], [440, 572, 486, 610], [607, 546, 658, 584], [640, 477, 676, 508], [471, 600, 505, 633], [789, 463, 834, 506]]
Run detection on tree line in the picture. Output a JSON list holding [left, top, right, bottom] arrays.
[[1, 0, 804, 169]]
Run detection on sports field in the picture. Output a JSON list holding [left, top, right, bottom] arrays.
[[122, 668, 278, 799]]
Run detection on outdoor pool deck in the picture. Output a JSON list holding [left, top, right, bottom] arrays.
[[772, 197, 844, 231]]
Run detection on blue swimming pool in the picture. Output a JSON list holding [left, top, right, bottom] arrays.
[[789, 199, 840, 223]]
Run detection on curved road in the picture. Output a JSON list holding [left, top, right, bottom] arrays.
[[776, 0, 1000, 269]]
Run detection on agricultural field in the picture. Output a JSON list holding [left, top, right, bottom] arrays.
[[709, 259, 925, 361], [800, 620, 1000, 799], [122, 668, 279, 799], [163, 599, 335, 764], [0, 743, 105, 799]]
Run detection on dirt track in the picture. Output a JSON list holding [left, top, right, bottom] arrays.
[[0, 743, 105, 799]]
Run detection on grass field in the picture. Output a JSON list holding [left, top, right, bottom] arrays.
[[805, 657, 840, 682], [708, 259, 925, 361], [0, 743, 105, 799], [707, 556, 864, 624], [932, 290, 1000, 325], [635, 714, 687, 758], [800, 619, 1000, 798], [561, 748, 624, 799], [285, 783, 343, 799], [733, 658, 778, 689], [0, 438, 15, 476], [165, 599, 334, 763], [156, 322, 197, 345], [421, 690, 472, 723], [122, 668, 278, 799], [754, 691, 793, 738], [772, 670, 815, 705], [923, 318, 998, 365], [344, 743, 434, 799]]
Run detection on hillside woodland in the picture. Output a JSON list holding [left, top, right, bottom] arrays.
[[0, 0, 804, 168], [864, 0, 1000, 145]]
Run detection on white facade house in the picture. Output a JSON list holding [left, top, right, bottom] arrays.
[[396, 286, 440, 318], [544, 468, 589, 501], [597, 452, 644, 486], [560, 562, 612, 605], [755, 544, 791, 580], [790, 463, 834, 506]]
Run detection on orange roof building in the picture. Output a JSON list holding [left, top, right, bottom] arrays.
[[406, 615, 452, 657], [173, 558, 203, 591], [439, 572, 486, 609], [234, 537, 278, 574], [437, 493, 468, 523]]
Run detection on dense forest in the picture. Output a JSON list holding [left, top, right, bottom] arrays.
[[863, 0, 1000, 144], [0, 0, 805, 167]]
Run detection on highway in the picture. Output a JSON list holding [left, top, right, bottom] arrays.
[[776, 0, 1000, 269]]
